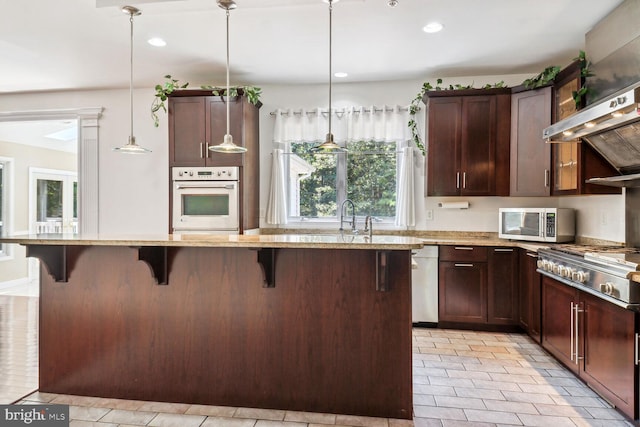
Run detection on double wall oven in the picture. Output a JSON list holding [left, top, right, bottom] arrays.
[[172, 166, 239, 234]]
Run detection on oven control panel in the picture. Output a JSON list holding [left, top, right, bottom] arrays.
[[172, 167, 238, 181]]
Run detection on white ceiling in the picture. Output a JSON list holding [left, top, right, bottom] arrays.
[[0, 0, 625, 93]]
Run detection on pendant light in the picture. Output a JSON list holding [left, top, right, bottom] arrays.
[[209, 0, 247, 154], [310, 0, 346, 153], [114, 6, 151, 154]]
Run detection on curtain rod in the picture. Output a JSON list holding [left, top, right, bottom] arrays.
[[269, 106, 419, 116]]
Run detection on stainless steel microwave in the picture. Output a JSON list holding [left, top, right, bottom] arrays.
[[498, 208, 575, 243]]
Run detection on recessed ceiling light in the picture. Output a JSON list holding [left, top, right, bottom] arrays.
[[148, 37, 166, 47], [334, 72, 348, 78], [423, 22, 443, 33]]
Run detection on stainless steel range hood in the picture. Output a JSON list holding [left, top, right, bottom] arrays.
[[542, 82, 640, 186]]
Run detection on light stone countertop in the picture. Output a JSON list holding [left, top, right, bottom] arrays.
[[0, 233, 424, 250]]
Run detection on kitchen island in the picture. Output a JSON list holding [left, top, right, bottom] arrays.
[[1, 233, 422, 420]]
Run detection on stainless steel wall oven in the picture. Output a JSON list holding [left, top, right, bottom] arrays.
[[172, 166, 239, 234]]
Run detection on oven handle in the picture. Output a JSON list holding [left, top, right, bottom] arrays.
[[175, 183, 236, 190]]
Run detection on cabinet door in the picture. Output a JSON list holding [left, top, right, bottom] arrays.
[[460, 96, 495, 196], [438, 261, 487, 324], [169, 97, 207, 167], [487, 248, 518, 325], [206, 97, 244, 167], [541, 275, 579, 374], [518, 250, 541, 342], [510, 88, 551, 196], [581, 292, 636, 419], [426, 97, 461, 196]]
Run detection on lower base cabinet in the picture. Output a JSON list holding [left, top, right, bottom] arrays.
[[438, 246, 518, 326], [541, 275, 637, 420], [518, 249, 541, 343]]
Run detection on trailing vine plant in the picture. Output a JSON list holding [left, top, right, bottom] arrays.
[[151, 75, 262, 127], [572, 50, 593, 107], [408, 78, 506, 156]]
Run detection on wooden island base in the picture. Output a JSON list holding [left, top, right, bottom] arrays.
[[35, 244, 413, 419]]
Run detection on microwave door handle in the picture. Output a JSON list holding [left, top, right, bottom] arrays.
[[540, 213, 546, 240]]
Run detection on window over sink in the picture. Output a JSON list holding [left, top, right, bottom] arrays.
[[286, 139, 398, 222]]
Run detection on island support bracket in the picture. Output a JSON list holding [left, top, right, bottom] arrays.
[[136, 247, 169, 285], [376, 250, 391, 292], [255, 248, 276, 288], [26, 245, 81, 283]]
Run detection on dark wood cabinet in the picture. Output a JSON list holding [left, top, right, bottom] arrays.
[[518, 250, 541, 343], [541, 275, 638, 419], [439, 246, 518, 327], [424, 89, 511, 197], [551, 62, 620, 196], [510, 87, 552, 196], [169, 92, 258, 168], [168, 90, 261, 233], [487, 247, 519, 325]]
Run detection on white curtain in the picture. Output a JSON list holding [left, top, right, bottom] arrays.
[[395, 146, 415, 227], [273, 105, 411, 143], [265, 148, 287, 225], [270, 105, 415, 226]]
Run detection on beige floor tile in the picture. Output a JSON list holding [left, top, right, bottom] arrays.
[[453, 386, 505, 401], [202, 417, 257, 427], [412, 406, 465, 421], [92, 397, 146, 410], [185, 404, 237, 417], [429, 376, 474, 388], [482, 399, 538, 415], [137, 401, 191, 414], [148, 412, 206, 427], [388, 419, 414, 427], [501, 390, 555, 405], [69, 405, 111, 422], [255, 421, 308, 427], [51, 394, 103, 407], [534, 402, 592, 418], [334, 414, 389, 427], [411, 418, 443, 427], [235, 407, 286, 421], [433, 395, 485, 410], [516, 413, 578, 426], [463, 408, 520, 424], [413, 384, 456, 397], [69, 420, 118, 427], [447, 370, 491, 381], [99, 409, 158, 425], [284, 410, 336, 424]]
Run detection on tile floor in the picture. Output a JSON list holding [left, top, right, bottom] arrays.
[[0, 283, 636, 426]]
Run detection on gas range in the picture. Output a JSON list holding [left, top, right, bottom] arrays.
[[537, 244, 640, 310]]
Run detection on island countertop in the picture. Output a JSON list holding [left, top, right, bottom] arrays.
[[0, 233, 424, 250]]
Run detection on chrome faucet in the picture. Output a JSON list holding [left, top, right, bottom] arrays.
[[364, 215, 373, 239], [339, 199, 357, 232]]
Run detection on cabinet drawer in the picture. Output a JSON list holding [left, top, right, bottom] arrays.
[[439, 246, 487, 262]]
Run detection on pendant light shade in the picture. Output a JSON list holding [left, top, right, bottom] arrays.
[[310, 0, 346, 154], [210, 0, 247, 154], [114, 6, 151, 154]]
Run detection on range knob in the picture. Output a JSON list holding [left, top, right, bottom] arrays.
[[178, 171, 184, 176], [552, 263, 560, 274], [557, 265, 567, 276], [563, 267, 575, 278], [537, 260, 544, 269], [572, 270, 587, 283], [189, 171, 194, 176]]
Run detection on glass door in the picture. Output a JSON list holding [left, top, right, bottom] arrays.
[[30, 168, 78, 234]]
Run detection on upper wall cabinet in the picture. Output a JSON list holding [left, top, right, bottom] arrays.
[[550, 62, 620, 195], [168, 90, 259, 168], [510, 86, 552, 196], [424, 89, 511, 197]]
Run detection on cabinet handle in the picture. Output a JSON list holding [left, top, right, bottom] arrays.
[[200, 142, 204, 159], [526, 252, 538, 258], [462, 172, 467, 189], [570, 302, 574, 362], [571, 302, 583, 364], [544, 169, 550, 188], [456, 172, 460, 189], [635, 333, 639, 366], [454, 263, 474, 267], [205, 142, 210, 157], [494, 248, 514, 252], [454, 247, 473, 251]]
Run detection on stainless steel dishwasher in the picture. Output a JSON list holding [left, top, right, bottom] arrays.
[[411, 245, 438, 325]]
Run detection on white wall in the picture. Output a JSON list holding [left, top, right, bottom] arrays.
[[0, 76, 626, 242]]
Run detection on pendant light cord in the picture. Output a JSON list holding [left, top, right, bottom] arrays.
[[226, 8, 231, 137], [129, 11, 135, 140], [328, 0, 332, 137]]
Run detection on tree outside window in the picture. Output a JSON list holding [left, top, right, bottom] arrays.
[[288, 140, 397, 220]]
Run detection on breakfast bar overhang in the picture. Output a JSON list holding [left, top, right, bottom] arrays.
[[1, 233, 422, 420]]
